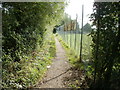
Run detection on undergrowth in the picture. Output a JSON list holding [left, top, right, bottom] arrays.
[[56, 34, 81, 68], [56, 34, 93, 88], [2, 34, 56, 88]]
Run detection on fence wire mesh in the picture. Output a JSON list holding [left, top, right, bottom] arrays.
[[56, 23, 92, 61]]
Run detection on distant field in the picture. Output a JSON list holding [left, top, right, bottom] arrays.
[[58, 31, 92, 60]]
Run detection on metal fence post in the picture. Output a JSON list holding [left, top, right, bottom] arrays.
[[74, 14, 78, 51], [79, 4, 84, 62]]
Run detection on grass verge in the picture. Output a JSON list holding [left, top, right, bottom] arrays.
[[56, 34, 93, 89]]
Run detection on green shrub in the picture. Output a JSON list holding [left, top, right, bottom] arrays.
[[2, 2, 64, 88]]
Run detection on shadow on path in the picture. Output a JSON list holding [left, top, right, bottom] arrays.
[[35, 37, 71, 88], [39, 67, 72, 85]]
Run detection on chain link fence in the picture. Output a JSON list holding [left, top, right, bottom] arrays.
[[56, 22, 92, 61]]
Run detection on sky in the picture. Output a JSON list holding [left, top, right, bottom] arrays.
[[65, 0, 94, 27]]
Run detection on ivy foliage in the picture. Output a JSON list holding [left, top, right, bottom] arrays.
[[90, 2, 120, 89], [2, 2, 64, 60], [2, 2, 65, 88]]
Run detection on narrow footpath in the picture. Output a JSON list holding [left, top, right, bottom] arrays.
[[36, 37, 71, 88]]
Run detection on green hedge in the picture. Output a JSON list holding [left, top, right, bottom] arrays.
[[2, 2, 64, 88]]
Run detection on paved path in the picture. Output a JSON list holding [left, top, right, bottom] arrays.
[[36, 37, 71, 88]]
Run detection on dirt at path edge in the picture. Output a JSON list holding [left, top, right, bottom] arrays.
[[36, 37, 71, 88]]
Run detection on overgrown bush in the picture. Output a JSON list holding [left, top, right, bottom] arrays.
[[90, 2, 120, 89], [2, 34, 55, 88], [2, 2, 64, 88]]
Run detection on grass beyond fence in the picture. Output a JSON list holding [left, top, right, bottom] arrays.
[[57, 31, 92, 61]]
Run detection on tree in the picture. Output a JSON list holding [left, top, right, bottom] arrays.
[[90, 2, 120, 89]]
